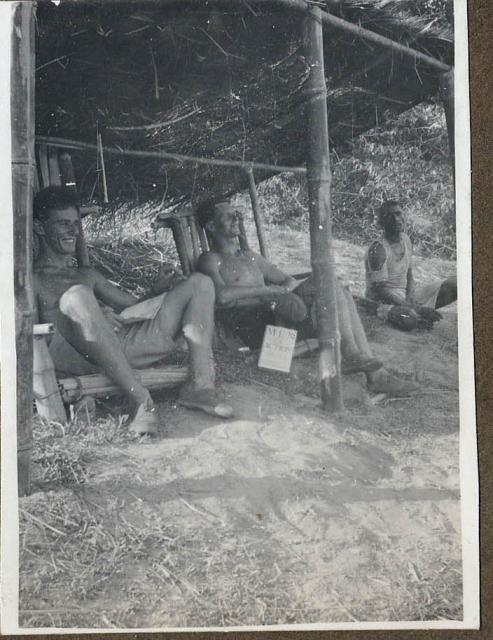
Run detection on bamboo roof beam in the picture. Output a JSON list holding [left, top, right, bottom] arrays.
[[156, 0, 451, 74], [36, 135, 307, 175]]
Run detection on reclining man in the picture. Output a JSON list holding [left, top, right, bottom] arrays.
[[33, 186, 233, 436], [366, 201, 457, 318], [196, 198, 416, 395]]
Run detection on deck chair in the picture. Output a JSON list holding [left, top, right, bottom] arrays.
[[152, 204, 315, 354], [152, 205, 311, 287], [32, 146, 189, 423]]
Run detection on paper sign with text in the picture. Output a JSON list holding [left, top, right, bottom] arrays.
[[258, 325, 297, 373]]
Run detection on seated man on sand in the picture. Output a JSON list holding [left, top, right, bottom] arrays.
[[33, 186, 233, 436], [365, 201, 457, 315], [196, 198, 416, 395]]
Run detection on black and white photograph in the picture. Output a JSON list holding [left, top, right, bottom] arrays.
[[0, 0, 478, 633]]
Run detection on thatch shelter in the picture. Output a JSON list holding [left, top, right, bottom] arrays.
[[35, 0, 453, 206], [12, 0, 454, 494]]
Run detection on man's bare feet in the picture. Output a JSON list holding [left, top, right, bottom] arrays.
[[128, 403, 160, 436], [178, 386, 234, 419]]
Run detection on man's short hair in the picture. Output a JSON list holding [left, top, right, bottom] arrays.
[[196, 197, 230, 229], [196, 198, 216, 229], [33, 186, 80, 223], [378, 200, 401, 227]]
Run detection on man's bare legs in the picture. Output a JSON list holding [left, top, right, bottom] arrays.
[[56, 284, 152, 409], [334, 281, 382, 374], [148, 273, 216, 390], [340, 285, 419, 394], [56, 275, 231, 433], [435, 275, 457, 309], [336, 282, 365, 359], [339, 285, 373, 360], [151, 274, 233, 416]]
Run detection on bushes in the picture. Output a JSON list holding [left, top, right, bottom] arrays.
[[254, 103, 455, 258]]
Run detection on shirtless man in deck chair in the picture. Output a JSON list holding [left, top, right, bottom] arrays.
[[196, 198, 417, 395], [33, 186, 233, 436], [365, 201, 457, 330]]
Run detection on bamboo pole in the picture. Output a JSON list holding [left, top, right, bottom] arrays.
[[36, 135, 307, 175], [11, 2, 36, 496], [97, 131, 109, 203], [245, 166, 269, 259], [58, 366, 189, 402], [439, 70, 455, 175], [303, 5, 344, 412], [156, 0, 451, 73]]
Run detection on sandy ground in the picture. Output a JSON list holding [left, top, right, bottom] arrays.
[[18, 230, 461, 629]]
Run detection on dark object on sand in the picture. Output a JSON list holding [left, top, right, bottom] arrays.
[[386, 305, 442, 331]]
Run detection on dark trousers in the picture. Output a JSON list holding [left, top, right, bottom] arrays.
[[217, 291, 308, 350]]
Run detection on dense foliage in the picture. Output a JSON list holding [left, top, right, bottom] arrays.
[[253, 102, 455, 258]]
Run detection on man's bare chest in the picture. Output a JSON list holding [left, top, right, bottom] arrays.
[[218, 253, 264, 286], [35, 268, 94, 317]]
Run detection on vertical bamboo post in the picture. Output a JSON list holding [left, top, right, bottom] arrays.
[[11, 1, 36, 496], [245, 166, 269, 259], [303, 6, 344, 411], [440, 70, 455, 179]]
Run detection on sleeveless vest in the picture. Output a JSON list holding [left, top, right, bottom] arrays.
[[365, 233, 412, 299]]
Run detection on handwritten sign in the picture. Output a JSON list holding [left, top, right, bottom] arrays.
[[258, 325, 297, 373]]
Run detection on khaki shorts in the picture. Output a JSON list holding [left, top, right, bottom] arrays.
[[49, 297, 177, 376]]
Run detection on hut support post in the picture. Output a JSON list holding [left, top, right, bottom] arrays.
[[12, 2, 36, 496], [303, 6, 344, 411], [245, 166, 269, 259], [440, 70, 455, 178]]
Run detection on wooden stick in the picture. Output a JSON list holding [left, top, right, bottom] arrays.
[[33, 337, 67, 423], [246, 166, 269, 259], [37, 144, 50, 188], [36, 135, 307, 175], [303, 5, 344, 412], [58, 366, 188, 402], [58, 151, 77, 191], [149, 41, 160, 101], [188, 216, 201, 267], [97, 132, 109, 203], [12, 1, 36, 496], [439, 70, 455, 178], [238, 216, 250, 251], [47, 145, 61, 185]]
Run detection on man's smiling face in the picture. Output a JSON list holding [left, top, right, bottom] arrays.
[[42, 206, 80, 256]]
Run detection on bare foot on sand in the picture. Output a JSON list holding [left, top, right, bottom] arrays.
[[128, 404, 160, 436]]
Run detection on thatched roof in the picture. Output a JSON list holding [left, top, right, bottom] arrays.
[[35, 0, 453, 208]]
